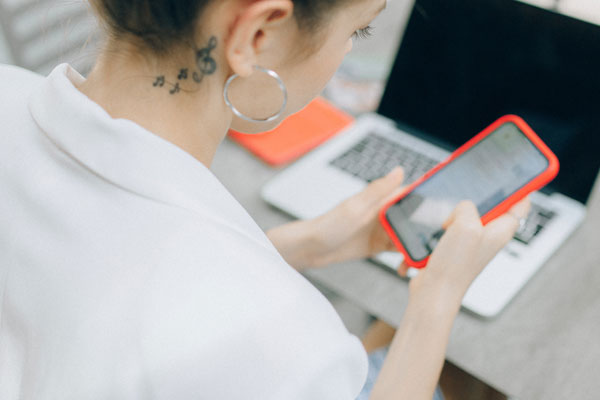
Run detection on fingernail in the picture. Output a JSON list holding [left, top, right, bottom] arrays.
[[391, 166, 403, 176]]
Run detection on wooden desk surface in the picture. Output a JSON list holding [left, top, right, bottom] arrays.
[[212, 137, 600, 400]]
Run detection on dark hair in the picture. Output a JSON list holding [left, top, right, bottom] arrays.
[[91, 0, 344, 55]]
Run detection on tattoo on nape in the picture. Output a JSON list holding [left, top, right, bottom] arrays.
[[169, 82, 181, 94], [177, 68, 188, 80], [152, 36, 219, 95], [192, 71, 202, 83], [152, 75, 165, 87], [196, 36, 218, 76]]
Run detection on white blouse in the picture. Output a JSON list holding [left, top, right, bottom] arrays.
[[0, 63, 368, 399]]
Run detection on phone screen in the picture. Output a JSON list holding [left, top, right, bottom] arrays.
[[385, 122, 549, 261]]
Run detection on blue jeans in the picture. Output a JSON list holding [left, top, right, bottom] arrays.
[[356, 347, 445, 400]]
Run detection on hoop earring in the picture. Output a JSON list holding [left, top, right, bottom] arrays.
[[223, 65, 288, 124]]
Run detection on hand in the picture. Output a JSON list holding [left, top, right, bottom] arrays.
[[266, 167, 405, 270], [306, 167, 406, 267], [404, 197, 531, 306]]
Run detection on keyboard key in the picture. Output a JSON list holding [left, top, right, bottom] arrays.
[[329, 133, 438, 183], [513, 203, 556, 244]]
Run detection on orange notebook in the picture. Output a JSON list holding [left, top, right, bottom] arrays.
[[228, 97, 354, 166]]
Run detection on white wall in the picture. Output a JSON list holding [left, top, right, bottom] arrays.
[[0, 22, 14, 65], [559, 0, 600, 25], [519, 0, 600, 25]]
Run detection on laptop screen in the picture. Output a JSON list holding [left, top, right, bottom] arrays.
[[377, 0, 600, 204]]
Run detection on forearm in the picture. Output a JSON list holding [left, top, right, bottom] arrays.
[[266, 220, 320, 271], [369, 290, 462, 400]]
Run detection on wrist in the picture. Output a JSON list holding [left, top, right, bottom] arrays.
[[408, 278, 464, 320], [266, 219, 322, 271]]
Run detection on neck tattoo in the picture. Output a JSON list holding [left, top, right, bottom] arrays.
[[152, 35, 218, 95]]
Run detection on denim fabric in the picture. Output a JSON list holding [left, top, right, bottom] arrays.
[[356, 347, 445, 400]]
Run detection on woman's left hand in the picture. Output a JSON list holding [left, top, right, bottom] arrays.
[[267, 167, 405, 270]]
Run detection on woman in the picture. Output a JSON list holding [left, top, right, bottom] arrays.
[[0, 0, 529, 398]]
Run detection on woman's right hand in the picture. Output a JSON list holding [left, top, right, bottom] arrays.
[[402, 198, 531, 307], [370, 198, 530, 400]]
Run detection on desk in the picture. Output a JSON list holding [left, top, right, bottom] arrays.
[[212, 137, 600, 399], [212, 0, 600, 397]]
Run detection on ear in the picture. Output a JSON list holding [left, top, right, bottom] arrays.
[[224, 0, 294, 78]]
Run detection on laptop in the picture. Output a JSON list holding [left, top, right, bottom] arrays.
[[261, 0, 600, 317]]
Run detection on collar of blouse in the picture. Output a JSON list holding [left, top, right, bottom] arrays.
[[28, 63, 274, 252]]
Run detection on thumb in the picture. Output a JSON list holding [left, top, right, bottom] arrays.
[[361, 167, 405, 206], [442, 200, 480, 230]]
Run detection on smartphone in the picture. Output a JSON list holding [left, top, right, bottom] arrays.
[[379, 115, 559, 268]]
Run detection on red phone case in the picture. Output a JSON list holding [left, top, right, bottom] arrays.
[[378, 115, 559, 269]]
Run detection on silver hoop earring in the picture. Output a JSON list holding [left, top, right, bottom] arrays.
[[223, 65, 288, 124]]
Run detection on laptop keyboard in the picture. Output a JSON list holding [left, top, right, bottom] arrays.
[[514, 203, 556, 245], [329, 132, 556, 245], [329, 133, 439, 184]]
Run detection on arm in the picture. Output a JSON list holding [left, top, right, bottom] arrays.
[[370, 289, 460, 400], [266, 171, 529, 399], [370, 199, 530, 400], [266, 219, 322, 270], [267, 167, 406, 271]]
